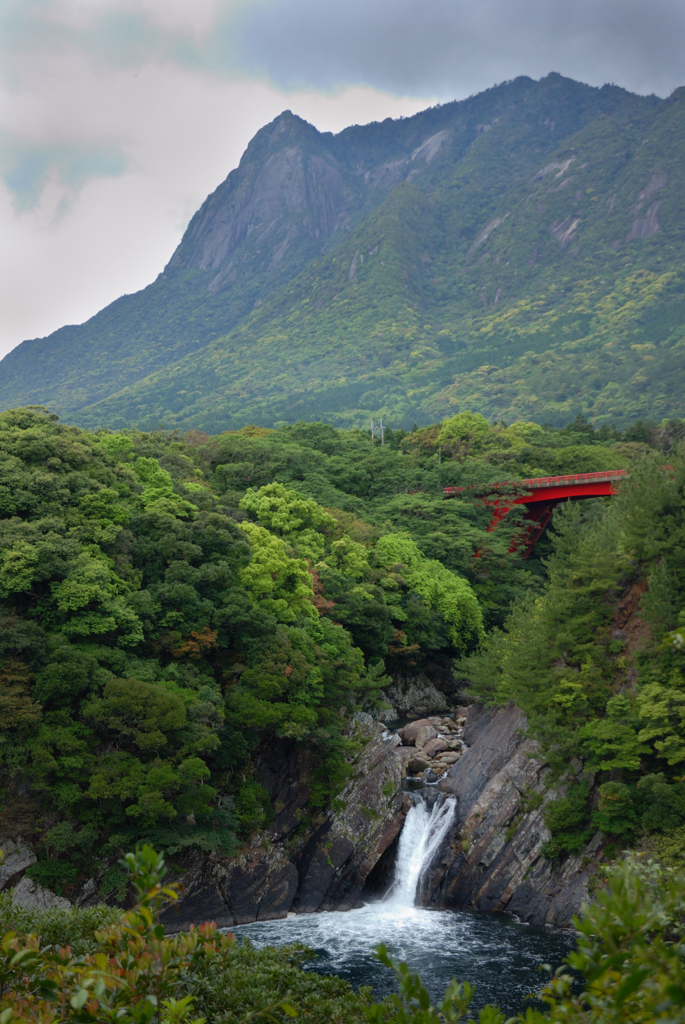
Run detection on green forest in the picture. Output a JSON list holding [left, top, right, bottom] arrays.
[[3, 74, 685, 435], [2, 403, 685, 1021], [1, 405, 684, 894]]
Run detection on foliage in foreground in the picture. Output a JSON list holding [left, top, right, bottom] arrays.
[[0, 845, 366, 1024], [367, 854, 685, 1024], [2, 847, 685, 1024]]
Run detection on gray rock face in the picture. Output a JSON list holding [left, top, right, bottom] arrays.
[[12, 877, 71, 911], [384, 675, 450, 715], [162, 722, 410, 930], [167, 112, 352, 293], [0, 837, 36, 890], [164, 702, 601, 932], [423, 703, 603, 928]]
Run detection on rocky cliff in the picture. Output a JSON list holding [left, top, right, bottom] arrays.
[[159, 720, 410, 931], [167, 112, 353, 293], [428, 703, 602, 927], [146, 700, 604, 930], [3, 701, 602, 929]]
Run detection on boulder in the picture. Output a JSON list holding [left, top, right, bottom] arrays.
[[414, 725, 438, 750], [407, 754, 430, 775], [399, 718, 432, 745], [437, 752, 461, 765], [394, 747, 417, 778], [422, 737, 449, 758]]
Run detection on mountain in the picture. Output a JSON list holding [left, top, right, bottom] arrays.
[[2, 72, 684, 431]]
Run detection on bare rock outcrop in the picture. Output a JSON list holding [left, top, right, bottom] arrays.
[[11, 876, 71, 911], [165, 702, 601, 931], [167, 112, 352, 293], [162, 721, 410, 931], [0, 837, 36, 891], [424, 703, 603, 928]]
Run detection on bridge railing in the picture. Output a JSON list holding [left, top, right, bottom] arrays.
[[443, 468, 628, 498]]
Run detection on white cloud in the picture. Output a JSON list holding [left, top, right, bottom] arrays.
[[1, 0, 682, 359], [0, 27, 431, 355]]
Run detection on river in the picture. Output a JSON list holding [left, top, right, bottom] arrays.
[[234, 792, 576, 1016]]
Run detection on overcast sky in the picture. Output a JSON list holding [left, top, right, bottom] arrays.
[[1, 0, 684, 359]]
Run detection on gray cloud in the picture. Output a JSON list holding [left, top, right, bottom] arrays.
[[0, 136, 127, 211], [1, 0, 683, 358], [235, 0, 685, 99]]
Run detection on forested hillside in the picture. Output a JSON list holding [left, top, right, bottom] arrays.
[[463, 448, 685, 864], [1, 405, 683, 899], [2, 74, 685, 432]]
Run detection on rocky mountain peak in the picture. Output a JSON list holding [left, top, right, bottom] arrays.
[[166, 110, 348, 291]]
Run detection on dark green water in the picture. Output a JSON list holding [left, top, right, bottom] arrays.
[[234, 903, 575, 1016]]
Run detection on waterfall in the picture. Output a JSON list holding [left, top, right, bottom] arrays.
[[385, 793, 457, 908]]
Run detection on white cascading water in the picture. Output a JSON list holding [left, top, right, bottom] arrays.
[[385, 793, 457, 907], [232, 787, 569, 1014]]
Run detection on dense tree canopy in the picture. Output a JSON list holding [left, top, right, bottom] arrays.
[[0, 405, 676, 896], [463, 444, 685, 858]]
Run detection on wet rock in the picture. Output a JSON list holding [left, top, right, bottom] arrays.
[[414, 725, 438, 749], [395, 747, 417, 778], [0, 838, 36, 890], [407, 753, 431, 774], [162, 847, 298, 931], [422, 737, 448, 758], [419, 787, 444, 808], [422, 702, 600, 929], [399, 718, 432, 745], [441, 740, 461, 753], [12, 877, 71, 910]]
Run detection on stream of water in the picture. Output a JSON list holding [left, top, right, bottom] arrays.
[[234, 793, 575, 1016]]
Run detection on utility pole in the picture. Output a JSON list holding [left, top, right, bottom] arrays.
[[371, 419, 385, 445]]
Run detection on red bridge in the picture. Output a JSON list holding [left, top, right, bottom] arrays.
[[443, 470, 628, 556]]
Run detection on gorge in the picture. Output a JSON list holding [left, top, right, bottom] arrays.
[[233, 787, 575, 1017], [162, 701, 598, 935]]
